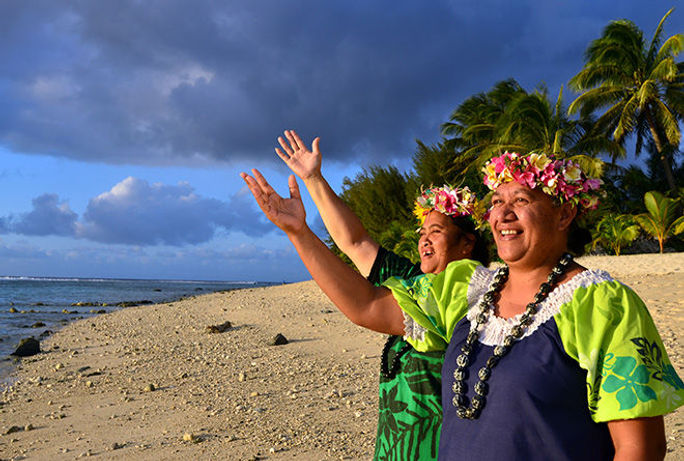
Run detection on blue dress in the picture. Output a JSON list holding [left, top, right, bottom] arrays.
[[383, 260, 684, 460]]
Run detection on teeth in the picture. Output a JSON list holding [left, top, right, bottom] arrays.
[[500, 229, 518, 236]]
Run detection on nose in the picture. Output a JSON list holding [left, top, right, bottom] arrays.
[[495, 201, 516, 220]]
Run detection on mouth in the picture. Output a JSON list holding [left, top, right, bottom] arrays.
[[421, 249, 434, 258], [499, 229, 521, 237]]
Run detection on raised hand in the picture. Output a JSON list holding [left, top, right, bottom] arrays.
[[275, 130, 322, 181], [240, 169, 307, 235]]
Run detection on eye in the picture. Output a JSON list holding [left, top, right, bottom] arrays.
[[491, 198, 503, 206], [515, 197, 529, 205]]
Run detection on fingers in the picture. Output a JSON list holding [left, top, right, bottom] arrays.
[[277, 130, 314, 160], [285, 130, 302, 151], [290, 130, 305, 150], [275, 147, 290, 163], [312, 136, 320, 154], [288, 174, 301, 201], [277, 136, 293, 156], [239, 172, 267, 206], [251, 168, 278, 196]]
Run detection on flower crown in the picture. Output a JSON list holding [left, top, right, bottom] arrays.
[[482, 152, 603, 211], [413, 185, 477, 226]]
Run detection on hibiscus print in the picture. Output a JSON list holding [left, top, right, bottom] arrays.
[[602, 356, 656, 410]]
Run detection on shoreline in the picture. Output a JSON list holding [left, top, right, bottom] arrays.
[[0, 280, 279, 380], [0, 253, 682, 459]]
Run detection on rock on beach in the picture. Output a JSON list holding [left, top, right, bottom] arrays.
[[0, 253, 682, 459]]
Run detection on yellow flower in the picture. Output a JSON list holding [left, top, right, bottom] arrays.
[[483, 162, 498, 179], [501, 168, 515, 183], [564, 163, 582, 182], [527, 153, 552, 172]]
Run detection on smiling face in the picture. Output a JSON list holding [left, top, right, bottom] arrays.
[[488, 182, 576, 270], [418, 211, 474, 274]]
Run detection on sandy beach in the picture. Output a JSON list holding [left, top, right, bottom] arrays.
[[1, 253, 682, 460]]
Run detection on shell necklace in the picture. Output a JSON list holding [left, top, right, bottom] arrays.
[[452, 252, 574, 419]]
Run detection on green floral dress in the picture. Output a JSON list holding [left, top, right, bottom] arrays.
[[368, 248, 444, 461]]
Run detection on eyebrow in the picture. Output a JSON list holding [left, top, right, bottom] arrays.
[[420, 223, 446, 232]]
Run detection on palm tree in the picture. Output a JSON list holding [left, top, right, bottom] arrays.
[[568, 8, 684, 192], [634, 190, 684, 252], [442, 80, 612, 181], [498, 85, 623, 162], [494, 85, 619, 181], [591, 214, 641, 255], [441, 79, 525, 175]]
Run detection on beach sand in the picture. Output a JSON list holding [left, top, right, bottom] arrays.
[[1, 253, 682, 460]]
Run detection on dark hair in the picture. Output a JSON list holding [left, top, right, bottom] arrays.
[[451, 216, 491, 267], [567, 221, 592, 257]]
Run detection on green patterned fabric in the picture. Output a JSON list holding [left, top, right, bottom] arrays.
[[383, 261, 684, 422], [368, 248, 443, 461], [382, 259, 480, 351], [374, 336, 443, 460], [553, 279, 684, 422]]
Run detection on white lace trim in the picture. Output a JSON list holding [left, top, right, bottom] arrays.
[[402, 311, 426, 343], [466, 265, 496, 308], [466, 269, 614, 346]]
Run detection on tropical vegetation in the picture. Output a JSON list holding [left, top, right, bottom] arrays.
[[331, 9, 682, 261]]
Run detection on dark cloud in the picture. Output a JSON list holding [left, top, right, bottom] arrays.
[[1, 1, 678, 167], [0, 177, 273, 245], [9, 194, 78, 236]]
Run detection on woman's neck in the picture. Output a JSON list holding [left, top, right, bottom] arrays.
[[494, 257, 584, 319]]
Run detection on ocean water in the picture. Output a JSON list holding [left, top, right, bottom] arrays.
[[0, 276, 274, 368]]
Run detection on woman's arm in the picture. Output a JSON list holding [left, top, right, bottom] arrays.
[[240, 169, 404, 335], [275, 130, 380, 276], [607, 416, 666, 461]]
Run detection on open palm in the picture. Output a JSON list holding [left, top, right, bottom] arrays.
[[275, 130, 321, 180], [240, 169, 306, 234]]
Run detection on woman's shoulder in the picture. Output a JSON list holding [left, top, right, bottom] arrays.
[[553, 268, 649, 321]]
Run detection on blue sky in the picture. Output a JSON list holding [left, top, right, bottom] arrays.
[[0, 1, 680, 281]]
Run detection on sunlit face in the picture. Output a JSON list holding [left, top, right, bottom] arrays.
[[487, 182, 575, 269], [418, 211, 474, 274]]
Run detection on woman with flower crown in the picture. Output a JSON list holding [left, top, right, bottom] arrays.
[[241, 150, 682, 460], [268, 130, 489, 460]]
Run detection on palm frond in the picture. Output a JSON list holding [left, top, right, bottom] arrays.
[[648, 8, 676, 61], [652, 99, 682, 145], [655, 34, 684, 63], [614, 94, 640, 141]]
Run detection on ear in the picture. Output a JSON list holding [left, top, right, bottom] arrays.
[[461, 232, 476, 254], [558, 202, 577, 231]]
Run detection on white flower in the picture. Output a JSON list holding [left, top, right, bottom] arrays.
[[660, 383, 682, 407]]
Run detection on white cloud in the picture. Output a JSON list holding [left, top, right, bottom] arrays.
[[0, 176, 274, 246]]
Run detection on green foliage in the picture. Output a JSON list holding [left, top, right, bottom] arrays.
[[440, 79, 620, 184], [332, 11, 682, 261], [409, 140, 489, 198], [339, 165, 415, 243], [634, 190, 684, 252], [591, 214, 640, 255], [568, 8, 683, 191], [378, 221, 420, 264], [441, 79, 526, 169]]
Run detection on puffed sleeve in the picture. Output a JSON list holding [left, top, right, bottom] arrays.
[[555, 279, 684, 423], [382, 259, 480, 352]]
